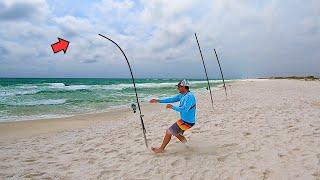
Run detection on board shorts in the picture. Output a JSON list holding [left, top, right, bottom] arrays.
[[168, 119, 195, 136]]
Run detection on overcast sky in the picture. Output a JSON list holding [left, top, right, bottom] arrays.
[[0, 0, 319, 79]]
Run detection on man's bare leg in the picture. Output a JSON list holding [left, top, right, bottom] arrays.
[[151, 130, 172, 153], [175, 134, 190, 148], [175, 133, 187, 143]]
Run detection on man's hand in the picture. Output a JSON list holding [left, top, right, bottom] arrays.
[[149, 99, 158, 103], [166, 104, 173, 109]]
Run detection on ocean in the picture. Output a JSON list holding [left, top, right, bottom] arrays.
[[0, 78, 231, 122]]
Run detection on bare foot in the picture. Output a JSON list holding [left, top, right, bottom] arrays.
[[151, 147, 164, 153]]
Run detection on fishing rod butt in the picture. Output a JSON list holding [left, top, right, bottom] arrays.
[[142, 128, 148, 148]]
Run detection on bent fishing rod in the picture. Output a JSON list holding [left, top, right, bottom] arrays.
[[98, 34, 148, 148], [214, 48, 227, 97], [194, 33, 214, 109]]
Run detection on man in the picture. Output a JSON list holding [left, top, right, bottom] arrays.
[[149, 79, 196, 153]]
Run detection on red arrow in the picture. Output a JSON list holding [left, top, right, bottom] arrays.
[[51, 38, 69, 54]]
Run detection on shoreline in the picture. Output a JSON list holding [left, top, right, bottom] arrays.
[[0, 79, 231, 123]]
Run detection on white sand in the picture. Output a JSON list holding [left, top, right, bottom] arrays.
[[0, 79, 319, 179]]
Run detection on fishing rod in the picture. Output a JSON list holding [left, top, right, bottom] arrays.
[[194, 33, 214, 109], [98, 34, 148, 148], [214, 48, 227, 97]]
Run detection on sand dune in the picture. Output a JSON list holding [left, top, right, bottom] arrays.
[[0, 79, 319, 179]]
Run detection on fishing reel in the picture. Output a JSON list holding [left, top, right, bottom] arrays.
[[131, 103, 137, 113]]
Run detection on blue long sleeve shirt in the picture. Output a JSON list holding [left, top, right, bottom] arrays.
[[158, 92, 196, 123]]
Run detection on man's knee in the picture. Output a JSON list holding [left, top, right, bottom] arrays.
[[175, 133, 186, 141], [175, 133, 183, 138], [166, 129, 172, 135]]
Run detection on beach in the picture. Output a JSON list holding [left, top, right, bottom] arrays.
[[0, 79, 319, 179]]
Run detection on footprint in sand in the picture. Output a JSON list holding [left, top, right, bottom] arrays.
[[23, 158, 36, 163], [278, 153, 289, 163], [104, 149, 117, 154], [261, 169, 272, 180], [126, 150, 133, 154], [118, 134, 125, 138], [217, 155, 228, 162], [86, 137, 95, 141], [170, 174, 180, 179], [23, 172, 46, 178], [5, 173, 15, 178], [192, 127, 200, 131], [292, 148, 300, 152], [95, 142, 103, 148], [56, 163, 72, 170], [97, 169, 121, 179], [317, 153, 320, 165], [88, 158, 96, 164], [83, 148, 95, 153], [76, 140, 84, 144], [170, 159, 181, 166], [63, 151, 73, 155], [312, 171, 320, 178], [219, 143, 238, 150]]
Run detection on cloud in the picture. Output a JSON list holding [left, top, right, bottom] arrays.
[[0, 0, 49, 22], [0, 46, 8, 55], [82, 59, 97, 64], [0, 0, 319, 78], [53, 15, 94, 38]]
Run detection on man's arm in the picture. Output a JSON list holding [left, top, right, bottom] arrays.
[[171, 96, 195, 113], [158, 94, 181, 103], [149, 94, 181, 103]]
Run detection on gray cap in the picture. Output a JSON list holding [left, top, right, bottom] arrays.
[[176, 79, 190, 87]]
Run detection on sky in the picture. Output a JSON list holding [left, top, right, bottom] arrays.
[[0, 0, 319, 79]]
